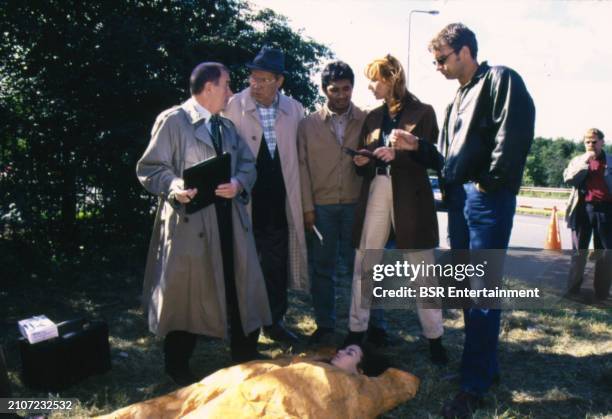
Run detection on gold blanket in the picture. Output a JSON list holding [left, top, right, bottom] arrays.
[[98, 358, 419, 419]]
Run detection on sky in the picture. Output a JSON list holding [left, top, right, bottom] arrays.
[[250, 0, 611, 141]]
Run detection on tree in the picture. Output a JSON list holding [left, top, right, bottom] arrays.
[[0, 0, 332, 277], [523, 138, 549, 186], [523, 137, 579, 187]]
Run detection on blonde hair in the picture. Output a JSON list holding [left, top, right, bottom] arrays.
[[584, 128, 604, 141], [365, 54, 407, 115]]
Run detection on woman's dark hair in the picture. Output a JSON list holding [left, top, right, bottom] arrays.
[[339, 342, 391, 377]]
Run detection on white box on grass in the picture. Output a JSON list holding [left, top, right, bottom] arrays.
[[18, 315, 59, 344]]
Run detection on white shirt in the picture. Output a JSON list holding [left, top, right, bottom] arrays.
[[192, 97, 216, 135]]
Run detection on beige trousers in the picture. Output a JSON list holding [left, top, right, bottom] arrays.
[[349, 175, 444, 339]]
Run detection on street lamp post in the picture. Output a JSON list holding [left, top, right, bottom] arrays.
[[407, 9, 439, 91]]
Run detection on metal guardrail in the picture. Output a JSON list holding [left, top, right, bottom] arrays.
[[519, 186, 571, 194]]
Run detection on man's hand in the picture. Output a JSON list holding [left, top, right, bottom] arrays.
[[373, 146, 396, 163], [353, 153, 371, 166], [304, 211, 315, 231], [390, 129, 419, 151], [215, 178, 241, 199], [174, 188, 198, 204], [585, 151, 597, 162]]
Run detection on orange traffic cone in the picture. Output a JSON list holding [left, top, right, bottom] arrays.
[[544, 206, 562, 250]]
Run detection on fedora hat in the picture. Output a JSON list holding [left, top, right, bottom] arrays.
[[246, 47, 285, 74]]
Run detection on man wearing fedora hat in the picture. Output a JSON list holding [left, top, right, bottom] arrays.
[[224, 47, 307, 344]]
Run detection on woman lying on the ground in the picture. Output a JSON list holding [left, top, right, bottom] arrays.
[[97, 344, 420, 419]]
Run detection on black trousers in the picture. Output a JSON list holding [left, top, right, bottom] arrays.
[[568, 202, 612, 299], [254, 221, 289, 325], [215, 200, 260, 358], [164, 200, 259, 369]]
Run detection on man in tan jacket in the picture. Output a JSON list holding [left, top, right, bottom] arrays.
[[224, 47, 307, 343], [298, 61, 389, 346]]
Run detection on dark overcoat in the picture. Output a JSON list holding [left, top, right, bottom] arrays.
[[352, 96, 440, 249]]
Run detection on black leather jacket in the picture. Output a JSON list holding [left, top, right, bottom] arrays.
[[439, 62, 535, 194]]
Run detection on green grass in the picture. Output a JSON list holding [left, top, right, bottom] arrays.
[[2, 267, 611, 418]]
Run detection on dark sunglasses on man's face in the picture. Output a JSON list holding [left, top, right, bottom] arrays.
[[433, 50, 456, 66]]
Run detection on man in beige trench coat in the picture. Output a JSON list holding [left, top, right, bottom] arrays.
[[137, 62, 271, 386], [224, 47, 307, 344]]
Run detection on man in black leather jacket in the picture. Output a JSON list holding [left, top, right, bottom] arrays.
[[430, 23, 535, 418]]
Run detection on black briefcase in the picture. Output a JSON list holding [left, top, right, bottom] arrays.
[[19, 318, 111, 390]]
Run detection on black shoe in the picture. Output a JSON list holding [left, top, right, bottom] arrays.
[[366, 327, 400, 348], [263, 323, 299, 344], [308, 327, 335, 346], [429, 337, 449, 365], [163, 330, 197, 385], [342, 331, 366, 347], [441, 391, 483, 419], [166, 366, 198, 386]]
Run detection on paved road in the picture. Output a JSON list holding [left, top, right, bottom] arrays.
[[436, 212, 573, 250], [435, 211, 612, 306]]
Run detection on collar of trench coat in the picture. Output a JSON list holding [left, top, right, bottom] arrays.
[[182, 98, 246, 160]]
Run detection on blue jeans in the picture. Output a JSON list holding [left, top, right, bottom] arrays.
[[446, 183, 516, 396], [309, 204, 385, 329]]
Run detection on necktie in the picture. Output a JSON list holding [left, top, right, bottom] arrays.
[[210, 115, 223, 155]]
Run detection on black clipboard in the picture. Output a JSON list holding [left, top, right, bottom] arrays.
[[182, 152, 231, 214]]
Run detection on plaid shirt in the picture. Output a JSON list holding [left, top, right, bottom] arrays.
[[325, 102, 352, 145], [256, 94, 279, 156]]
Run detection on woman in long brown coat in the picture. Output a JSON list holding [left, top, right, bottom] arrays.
[[346, 54, 447, 364]]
